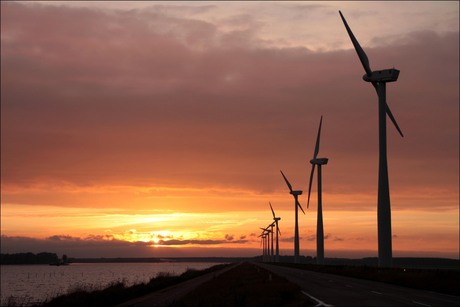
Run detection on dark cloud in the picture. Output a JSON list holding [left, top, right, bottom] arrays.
[[323, 233, 344, 241], [280, 236, 295, 243], [47, 235, 78, 241], [158, 234, 248, 246]]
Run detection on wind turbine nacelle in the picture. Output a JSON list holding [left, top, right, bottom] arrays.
[[290, 190, 303, 196], [363, 69, 399, 83], [310, 158, 329, 165]]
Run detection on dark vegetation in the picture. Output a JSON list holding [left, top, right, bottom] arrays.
[[1, 253, 59, 265], [27, 264, 231, 307], [276, 262, 460, 296], [171, 262, 313, 307]]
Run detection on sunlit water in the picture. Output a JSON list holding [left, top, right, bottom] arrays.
[[0, 262, 221, 306]]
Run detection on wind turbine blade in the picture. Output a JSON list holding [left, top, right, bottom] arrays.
[[269, 202, 276, 219], [280, 170, 293, 192], [371, 82, 404, 137], [314, 115, 323, 159], [296, 198, 305, 215], [307, 164, 316, 208], [278, 227, 281, 235], [339, 10, 372, 76], [386, 103, 404, 137]]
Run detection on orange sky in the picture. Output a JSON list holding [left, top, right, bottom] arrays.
[[1, 1, 459, 259]]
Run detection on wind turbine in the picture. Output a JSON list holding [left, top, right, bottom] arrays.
[[339, 11, 404, 267], [307, 115, 328, 265], [280, 170, 305, 263], [260, 227, 271, 262], [258, 229, 268, 262], [269, 202, 282, 262]]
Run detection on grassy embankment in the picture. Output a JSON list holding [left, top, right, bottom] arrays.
[[5, 264, 230, 307], [7, 262, 314, 307]]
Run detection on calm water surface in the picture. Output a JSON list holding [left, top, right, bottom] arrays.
[[1, 262, 221, 306]]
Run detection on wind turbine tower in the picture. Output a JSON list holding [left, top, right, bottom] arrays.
[[269, 202, 282, 262], [258, 229, 267, 262], [307, 116, 328, 265], [269, 222, 275, 262], [280, 170, 305, 264], [339, 11, 404, 267]]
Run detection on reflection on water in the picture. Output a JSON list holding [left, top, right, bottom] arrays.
[[1, 262, 220, 306]]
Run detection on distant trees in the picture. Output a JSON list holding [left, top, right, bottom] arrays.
[[0, 252, 59, 264]]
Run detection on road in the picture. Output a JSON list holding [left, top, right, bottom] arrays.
[[257, 263, 460, 307], [116, 263, 240, 307]]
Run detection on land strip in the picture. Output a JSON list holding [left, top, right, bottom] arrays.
[[116, 262, 240, 307]]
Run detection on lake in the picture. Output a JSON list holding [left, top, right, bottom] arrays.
[[0, 262, 222, 306]]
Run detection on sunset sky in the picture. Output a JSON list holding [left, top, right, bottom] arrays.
[[1, 1, 458, 259]]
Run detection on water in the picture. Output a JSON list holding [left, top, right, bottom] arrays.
[[0, 262, 221, 306]]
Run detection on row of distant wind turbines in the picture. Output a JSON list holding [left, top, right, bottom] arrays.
[[258, 11, 404, 268]]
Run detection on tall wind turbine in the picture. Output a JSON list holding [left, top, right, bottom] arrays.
[[280, 170, 305, 263], [339, 11, 404, 267], [269, 202, 282, 263], [307, 115, 328, 265]]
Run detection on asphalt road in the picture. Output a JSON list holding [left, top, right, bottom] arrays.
[[116, 263, 240, 307], [257, 263, 460, 307]]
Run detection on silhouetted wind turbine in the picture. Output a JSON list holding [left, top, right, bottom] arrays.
[[280, 170, 305, 263], [260, 227, 271, 262], [258, 228, 268, 262], [307, 115, 328, 265], [269, 202, 282, 262], [339, 11, 404, 267]]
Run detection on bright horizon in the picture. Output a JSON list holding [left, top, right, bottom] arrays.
[[1, 1, 459, 259]]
